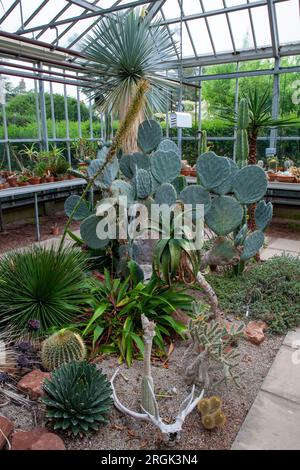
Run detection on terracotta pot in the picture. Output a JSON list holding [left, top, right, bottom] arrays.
[[78, 162, 88, 168], [8, 177, 18, 187], [296, 178, 300, 184], [17, 181, 29, 187], [54, 177, 64, 182], [29, 177, 41, 185], [68, 174, 76, 180], [190, 169, 197, 177], [45, 176, 55, 183], [276, 175, 295, 183], [2, 183, 9, 189], [181, 169, 191, 176], [1, 171, 14, 178], [268, 173, 277, 181]]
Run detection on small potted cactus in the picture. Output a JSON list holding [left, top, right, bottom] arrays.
[[17, 174, 30, 187]]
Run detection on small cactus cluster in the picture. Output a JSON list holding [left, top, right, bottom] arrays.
[[64, 119, 273, 279], [198, 396, 226, 430], [183, 302, 244, 388], [41, 329, 86, 371]]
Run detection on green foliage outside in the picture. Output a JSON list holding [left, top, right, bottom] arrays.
[[206, 255, 300, 334]]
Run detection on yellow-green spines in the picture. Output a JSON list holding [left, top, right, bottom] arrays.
[[41, 329, 86, 371], [198, 395, 226, 430]]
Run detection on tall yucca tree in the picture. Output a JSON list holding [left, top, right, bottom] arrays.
[[245, 87, 300, 165], [81, 10, 178, 152], [60, 10, 178, 248], [245, 87, 300, 231]]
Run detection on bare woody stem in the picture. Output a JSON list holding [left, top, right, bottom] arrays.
[[59, 79, 151, 251]]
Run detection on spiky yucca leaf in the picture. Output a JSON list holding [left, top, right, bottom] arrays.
[[42, 361, 113, 436], [0, 246, 89, 334], [81, 11, 178, 115]]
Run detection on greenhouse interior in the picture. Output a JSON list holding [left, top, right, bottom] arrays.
[[0, 0, 300, 455]]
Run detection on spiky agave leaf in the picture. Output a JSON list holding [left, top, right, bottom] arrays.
[[81, 11, 178, 115], [42, 361, 113, 436], [0, 246, 89, 335]]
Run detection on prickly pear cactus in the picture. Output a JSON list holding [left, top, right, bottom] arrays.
[[232, 165, 267, 204], [213, 158, 239, 195], [134, 168, 152, 199], [179, 185, 211, 215], [172, 175, 187, 195], [150, 149, 181, 184], [129, 152, 151, 175], [205, 196, 244, 236], [196, 152, 231, 190], [137, 119, 163, 154], [254, 200, 273, 231], [80, 214, 111, 249], [240, 230, 265, 260], [64, 195, 91, 221], [155, 183, 177, 206]]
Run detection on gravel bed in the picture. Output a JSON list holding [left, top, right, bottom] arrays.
[[1, 334, 283, 450]]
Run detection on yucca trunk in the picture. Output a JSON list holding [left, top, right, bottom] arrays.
[[60, 79, 150, 249], [120, 107, 144, 154]]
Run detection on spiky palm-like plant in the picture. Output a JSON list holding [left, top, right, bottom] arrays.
[[246, 87, 300, 165], [0, 246, 89, 335], [81, 10, 178, 152]]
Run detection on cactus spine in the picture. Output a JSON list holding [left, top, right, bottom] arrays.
[[41, 329, 86, 371], [236, 98, 249, 168]]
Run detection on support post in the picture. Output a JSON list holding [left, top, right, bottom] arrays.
[[34, 193, 41, 242], [270, 57, 280, 150], [233, 62, 240, 162]]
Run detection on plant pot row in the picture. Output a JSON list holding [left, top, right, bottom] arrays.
[[268, 173, 300, 183], [0, 174, 77, 190]]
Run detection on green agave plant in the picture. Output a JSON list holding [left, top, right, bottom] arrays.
[[42, 361, 113, 436], [0, 246, 89, 334]]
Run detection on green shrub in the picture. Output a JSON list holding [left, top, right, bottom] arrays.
[[80, 266, 193, 365], [42, 361, 112, 436], [206, 255, 300, 334], [0, 246, 90, 335]]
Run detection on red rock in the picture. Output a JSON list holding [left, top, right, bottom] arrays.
[[30, 433, 65, 451], [11, 427, 48, 450], [17, 369, 50, 400], [0, 415, 14, 449], [244, 321, 268, 345]]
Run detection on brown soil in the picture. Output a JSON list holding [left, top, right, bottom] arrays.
[[0, 212, 80, 254], [1, 334, 282, 450]]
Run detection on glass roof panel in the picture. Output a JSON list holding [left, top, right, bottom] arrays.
[[228, 9, 254, 50], [206, 13, 234, 53], [225, 0, 247, 6], [162, 0, 181, 19], [185, 18, 214, 56], [275, 0, 300, 45], [250, 5, 272, 48], [181, 0, 202, 15], [202, 0, 224, 12]]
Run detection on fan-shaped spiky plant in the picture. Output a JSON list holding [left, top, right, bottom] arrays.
[[0, 246, 89, 335], [81, 10, 178, 152], [42, 361, 113, 436], [82, 10, 177, 114]]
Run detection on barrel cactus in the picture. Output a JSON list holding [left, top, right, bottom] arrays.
[[41, 329, 86, 371]]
